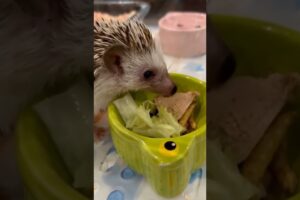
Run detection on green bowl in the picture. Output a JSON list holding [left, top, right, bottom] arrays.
[[107, 73, 206, 198], [211, 15, 300, 199], [16, 110, 88, 200]]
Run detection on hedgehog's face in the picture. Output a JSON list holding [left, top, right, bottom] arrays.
[[104, 45, 177, 96], [105, 47, 177, 96]]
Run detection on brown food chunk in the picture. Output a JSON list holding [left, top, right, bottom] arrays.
[[179, 102, 196, 128], [208, 74, 300, 163], [240, 111, 296, 185], [271, 140, 298, 195], [154, 91, 199, 120], [188, 115, 197, 130]]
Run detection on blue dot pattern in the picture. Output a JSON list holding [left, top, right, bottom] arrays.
[[189, 168, 203, 184], [107, 147, 116, 155], [121, 167, 136, 179], [186, 63, 204, 72], [107, 190, 124, 200]]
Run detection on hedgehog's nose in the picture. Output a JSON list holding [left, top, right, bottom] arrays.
[[171, 85, 177, 95]]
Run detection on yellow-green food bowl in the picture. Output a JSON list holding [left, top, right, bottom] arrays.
[[107, 73, 206, 198], [16, 110, 88, 200]]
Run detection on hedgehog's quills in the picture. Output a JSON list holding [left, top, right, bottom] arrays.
[[94, 19, 177, 115]]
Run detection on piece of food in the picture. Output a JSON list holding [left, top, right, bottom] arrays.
[[114, 91, 200, 138], [271, 140, 298, 195], [113, 93, 138, 125], [131, 104, 185, 138], [154, 91, 199, 133], [114, 94, 185, 138], [179, 102, 196, 127], [154, 91, 199, 134], [208, 73, 300, 199], [241, 111, 296, 185], [208, 73, 300, 163], [188, 115, 197, 130], [154, 91, 199, 120]]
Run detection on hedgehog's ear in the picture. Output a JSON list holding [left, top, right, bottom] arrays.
[[103, 46, 125, 75]]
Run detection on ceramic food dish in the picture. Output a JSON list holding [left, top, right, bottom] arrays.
[[107, 73, 206, 197], [16, 109, 88, 200], [158, 12, 206, 57]]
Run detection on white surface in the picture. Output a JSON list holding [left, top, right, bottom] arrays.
[[94, 134, 206, 200], [151, 26, 206, 82]]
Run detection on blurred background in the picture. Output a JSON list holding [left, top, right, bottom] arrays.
[[207, 0, 300, 31], [207, 1, 300, 200], [95, 0, 206, 25]]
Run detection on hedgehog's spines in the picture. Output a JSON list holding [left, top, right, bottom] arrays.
[[94, 19, 155, 72]]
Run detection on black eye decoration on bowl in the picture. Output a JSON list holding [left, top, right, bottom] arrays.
[[144, 70, 155, 79], [164, 141, 177, 151]]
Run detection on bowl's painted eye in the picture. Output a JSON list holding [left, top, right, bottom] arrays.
[[159, 141, 179, 157], [143, 70, 155, 79], [164, 141, 176, 151]]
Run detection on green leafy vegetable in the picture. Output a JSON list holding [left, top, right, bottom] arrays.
[[113, 93, 138, 125], [113, 94, 185, 138]]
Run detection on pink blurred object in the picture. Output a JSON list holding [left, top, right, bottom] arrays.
[[158, 12, 206, 57]]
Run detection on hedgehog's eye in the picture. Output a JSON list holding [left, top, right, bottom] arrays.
[[143, 70, 155, 79]]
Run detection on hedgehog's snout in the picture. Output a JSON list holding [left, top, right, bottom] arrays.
[[165, 84, 177, 97], [171, 85, 177, 95], [151, 75, 177, 97]]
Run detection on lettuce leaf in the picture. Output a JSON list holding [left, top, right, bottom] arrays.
[[113, 94, 185, 138]]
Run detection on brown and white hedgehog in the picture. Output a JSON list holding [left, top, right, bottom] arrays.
[[94, 19, 177, 115]]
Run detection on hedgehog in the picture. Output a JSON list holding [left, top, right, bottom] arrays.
[[94, 19, 177, 115]]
